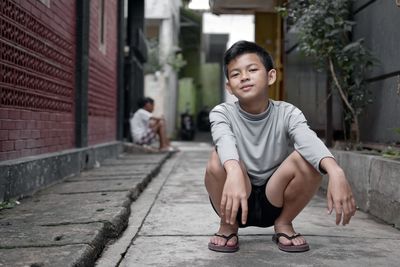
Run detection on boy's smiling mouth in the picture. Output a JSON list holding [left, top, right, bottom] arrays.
[[240, 84, 254, 91]]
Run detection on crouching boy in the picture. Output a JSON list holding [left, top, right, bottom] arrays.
[[205, 41, 356, 253]]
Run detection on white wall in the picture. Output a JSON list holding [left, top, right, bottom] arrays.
[[202, 13, 255, 103], [145, 0, 181, 137], [203, 13, 254, 48]]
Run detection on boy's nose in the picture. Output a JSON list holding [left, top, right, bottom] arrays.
[[240, 72, 250, 81]]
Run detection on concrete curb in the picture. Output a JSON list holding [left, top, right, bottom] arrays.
[[0, 142, 123, 202], [321, 149, 400, 229], [0, 149, 173, 267], [72, 151, 173, 266]]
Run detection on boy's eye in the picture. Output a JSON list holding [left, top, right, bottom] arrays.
[[230, 73, 239, 78], [249, 68, 258, 72]]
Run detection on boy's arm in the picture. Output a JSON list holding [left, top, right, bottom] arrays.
[[287, 109, 334, 175], [221, 160, 248, 225], [150, 114, 164, 121], [209, 106, 239, 164], [287, 106, 356, 225], [209, 106, 248, 225], [320, 157, 356, 225]]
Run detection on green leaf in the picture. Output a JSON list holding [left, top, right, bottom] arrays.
[[275, 6, 288, 17], [325, 29, 341, 37], [344, 20, 356, 25], [344, 24, 353, 32], [342, 41, 360, 52], [324, 17, 335, 26]]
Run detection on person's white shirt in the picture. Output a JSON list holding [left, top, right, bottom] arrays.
[[129, 108, 152, 143]]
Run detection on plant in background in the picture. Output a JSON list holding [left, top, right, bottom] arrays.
[[144, 38, 187, 74], [394, 127, 400, 136], [144, 38, 162, 74], [167, 52, 187, 72], [278, 0, 376, 143], [0, 199, 20, 211], [392, 127, 400, 146], [382, 146, 400, 160]]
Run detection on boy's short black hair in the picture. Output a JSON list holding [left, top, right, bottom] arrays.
[[137, 97, 154, 108], [223, 40, 274, 79]]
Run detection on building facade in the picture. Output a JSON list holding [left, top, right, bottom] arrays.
[[0, 0, 146, 201], [1, 0, 77, 161]]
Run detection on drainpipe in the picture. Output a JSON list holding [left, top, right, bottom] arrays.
[[116, 0, 125, 141], [75, 0, 90, 148]]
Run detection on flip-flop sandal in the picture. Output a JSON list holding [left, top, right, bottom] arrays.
[[272, 233, 310, 253], [208, 233, 239, 253]]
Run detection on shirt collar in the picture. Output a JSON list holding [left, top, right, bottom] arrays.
[[235, 100, 272, 121]]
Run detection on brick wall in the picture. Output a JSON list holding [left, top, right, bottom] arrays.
[[0, 0, 76, 161], [87, 0, 117, 145]]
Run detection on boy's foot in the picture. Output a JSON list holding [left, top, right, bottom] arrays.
[[125, 143, 158, 153], [273, 223, 309, 252], [159, 146, 179, 152], [142, 144, 159, 153], [208, 222, 239, 253]]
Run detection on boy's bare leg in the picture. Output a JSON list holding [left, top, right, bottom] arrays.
[[204, 150, 251, 247], [266, 151, 322, 246], [150, 119, 170, 149], [156, 118, 170, 149]]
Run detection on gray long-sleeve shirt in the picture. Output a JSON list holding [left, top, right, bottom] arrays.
[[210, 100, 334, 186]]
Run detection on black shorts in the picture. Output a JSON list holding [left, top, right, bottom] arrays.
[[210, 181, 283, 228]]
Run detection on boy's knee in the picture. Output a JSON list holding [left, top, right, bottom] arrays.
[[291, 151, 321, 180], [205, 160, 220, 178], [154, 121, 164, 130], [205, 151, 225, 181]]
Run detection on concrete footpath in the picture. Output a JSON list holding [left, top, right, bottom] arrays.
[[1, 141, 400, 266], [97, 142, 400, 267]]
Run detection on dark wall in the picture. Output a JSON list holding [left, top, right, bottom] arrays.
[[284, 33, 343, 134], [284, 1, 400, 143], [353, 1, 400, 143], [124, 0, 147, 141]]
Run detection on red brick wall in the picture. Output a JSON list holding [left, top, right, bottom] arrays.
[[87, 0, 117, 145], [0, 0, 76, 161]]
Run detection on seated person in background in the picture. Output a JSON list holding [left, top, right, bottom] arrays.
[[130, 97, 174, 152]]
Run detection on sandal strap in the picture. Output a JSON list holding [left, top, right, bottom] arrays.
[[214, 233, 238, 242], [275, 232, 302, 240]]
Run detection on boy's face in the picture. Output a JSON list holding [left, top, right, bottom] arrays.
[[225, 53, 276, 104]]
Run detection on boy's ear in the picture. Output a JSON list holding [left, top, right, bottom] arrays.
[[267, 69, 277, 85], [225, 82, 233, 95]]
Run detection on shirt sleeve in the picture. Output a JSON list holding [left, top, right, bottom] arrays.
[[140, 109, 152, 123], [287, 107, 334, 174], [209, 105, 240, 165]]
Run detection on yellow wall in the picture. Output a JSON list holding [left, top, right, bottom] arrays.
[[255, 12, 284, 100]]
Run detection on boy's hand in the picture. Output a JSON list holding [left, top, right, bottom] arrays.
[[221, 160, 248, 225], [322, 158, 356, 225]]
